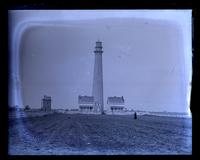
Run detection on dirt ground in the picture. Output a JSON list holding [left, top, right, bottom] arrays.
[[8, 113, 192, 155]]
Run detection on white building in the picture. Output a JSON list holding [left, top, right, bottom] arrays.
[[78, 95, 94, 112], [107, 96, 125, 112]]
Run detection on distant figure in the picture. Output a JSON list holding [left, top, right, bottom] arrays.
[[24, 105, 30, 111], [134, 112, 137, 119]]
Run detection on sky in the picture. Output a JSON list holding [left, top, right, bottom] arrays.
[[9, 10, 192, 113]]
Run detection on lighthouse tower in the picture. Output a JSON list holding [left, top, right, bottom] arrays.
[[92, 41, 104, 114]]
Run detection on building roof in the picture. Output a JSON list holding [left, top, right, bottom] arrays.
[[111, 106, 124, 108], [107, 96, 125, 105], [43, 95, 51, 100], [78, 96, 94, 104]]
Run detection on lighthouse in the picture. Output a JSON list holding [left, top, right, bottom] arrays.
[[92, 41, 104, 114]]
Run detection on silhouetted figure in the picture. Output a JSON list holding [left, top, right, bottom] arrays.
[[24, 105, 30, 111], [134, 112, 137, 119]]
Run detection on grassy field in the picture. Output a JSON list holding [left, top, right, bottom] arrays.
[[8, 112, 192, 155]]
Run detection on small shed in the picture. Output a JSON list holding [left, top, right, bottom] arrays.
[[41, 95, 51, 111]]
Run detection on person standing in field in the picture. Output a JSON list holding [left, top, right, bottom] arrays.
[[134, 112, 137, 119]]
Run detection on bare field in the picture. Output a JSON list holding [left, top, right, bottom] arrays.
[[8, 113, 192, 155]]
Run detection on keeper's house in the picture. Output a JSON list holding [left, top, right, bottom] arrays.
[[78, 95, 94, 112], [107, 96, 125, 112]]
